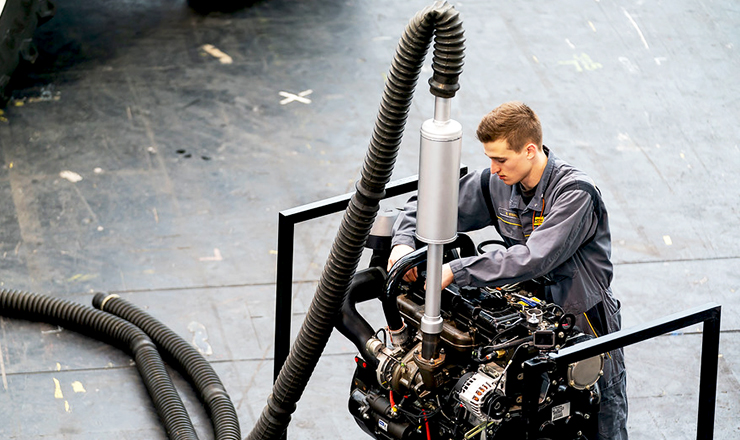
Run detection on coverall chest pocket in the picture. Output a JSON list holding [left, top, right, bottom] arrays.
[[496, 208, 525, 241]]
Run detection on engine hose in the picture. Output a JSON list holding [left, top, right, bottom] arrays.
[[334, 267, 387, 365], [246, 3, 464, 439], [92, 293, 240, 440], [386, 246, 429, 293], [383, 234, 477, 331], [0, 289, 198, 440]]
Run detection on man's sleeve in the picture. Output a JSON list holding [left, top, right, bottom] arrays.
[[449, 185, 598, 287], [391, 169, 495, 249], [390, 196, 419, 249]]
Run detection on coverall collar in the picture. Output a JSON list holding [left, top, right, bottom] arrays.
[[509, 146, 554, 212]]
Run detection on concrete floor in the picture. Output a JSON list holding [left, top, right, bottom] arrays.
[[0, 0, 738, 438]]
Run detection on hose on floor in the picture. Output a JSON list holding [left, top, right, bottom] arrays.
[[93, 293, 241, 440], [0, 289, 199, 440], [246, 2, 465, 439]]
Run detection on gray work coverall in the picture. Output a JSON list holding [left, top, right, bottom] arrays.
[[392, 148, 628, 440]]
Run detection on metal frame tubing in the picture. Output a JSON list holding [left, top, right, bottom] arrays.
[[522, 302, 722, 440], [273, 167, 467, 381]]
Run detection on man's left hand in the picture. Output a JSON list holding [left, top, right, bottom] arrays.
[[441, 263, 454, 289]]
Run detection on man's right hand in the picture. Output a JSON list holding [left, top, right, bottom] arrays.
[[387, 244, 418, 282]]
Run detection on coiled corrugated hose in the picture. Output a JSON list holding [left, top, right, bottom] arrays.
[[92, 293, 241, 440], [246, 2, 465, 439], [0, 289, 199, 440]]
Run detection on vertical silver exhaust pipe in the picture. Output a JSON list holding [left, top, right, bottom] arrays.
[[415, 96, 462, 360]]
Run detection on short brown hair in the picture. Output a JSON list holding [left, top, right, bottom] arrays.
[[476, 101, 543, 153]]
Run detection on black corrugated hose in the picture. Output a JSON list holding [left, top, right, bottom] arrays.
[[0, 289, 199, 440], [92, 293, 240, 440], [246, 2, 465, 439]]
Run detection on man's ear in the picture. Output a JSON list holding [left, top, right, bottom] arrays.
[[525, 143, 537, 159]]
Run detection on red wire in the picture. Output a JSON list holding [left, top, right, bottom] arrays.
[[389, 390, 395, 409], [423, 410, 431, 440]]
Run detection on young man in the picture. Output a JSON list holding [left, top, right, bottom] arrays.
[[388, 101, 628, 439]]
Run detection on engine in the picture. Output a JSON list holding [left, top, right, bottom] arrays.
[[347, 273, 604, 440]]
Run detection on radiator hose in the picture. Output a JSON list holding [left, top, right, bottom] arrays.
[[0, 289, 199, 440], [333, 267, 386, 365], [246, 2, 465, 439], [92, 293, 241, 440]]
